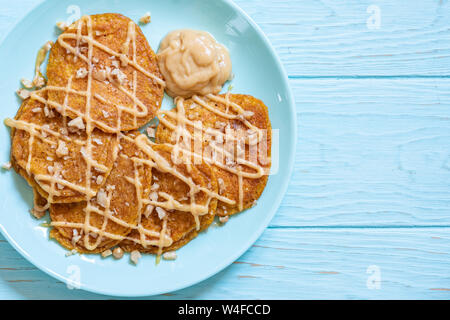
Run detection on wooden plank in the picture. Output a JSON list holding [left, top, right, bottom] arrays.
[[1, 228, 450, 299], [235, 0, 450, 76], [271, 78, 450, 227], [1, 0, 449, 77]]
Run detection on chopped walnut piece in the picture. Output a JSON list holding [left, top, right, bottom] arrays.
[[162, 251, 177, 260], [68, 116, 85, 130], [96, 175, 103, 185], [16, 88, 31, 100], [96, 189, 108, 208], [33, 75, 45, 88], [56, 140, 69, 157], [93, 69, 106, 81], [56, 21, 68, 31], [146, 127, 156, 138], [111, 60, 119, 68], [219, 216, 229, 224], [144, 204, 154, 218], [149, 191, 158, 201], [92, 138, 103, 145], [1, 162, 12, 170], [139, 12, 151, 24], [30, 207, 46, 219], [119, 54, 128, 67], [101, 249, 112, 258], [65, 249, 78, 257], [218, 178, 225, 195], [243, 110, 254, 118], [215, 121, 226, 129], [151, 183, 159, 190], [130, 250, 142, 265], [110, 68, 126, 85], [44, 106, 54, 118], [101, 110, 110, 118], [156, 207, 166, 220], [21, 78, 33, 89], [71, 229, 82, 246], [80, 146, 87, 158]]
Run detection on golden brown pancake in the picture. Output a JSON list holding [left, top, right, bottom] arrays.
[[6, 94, 118, 203], [156, 93, 271, 216], [49, 131, 152, 253], [119, 143, 217, 254], [46, 13, 164, 133]]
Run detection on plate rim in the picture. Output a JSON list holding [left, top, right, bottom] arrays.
[[0, 0, 297, 297]]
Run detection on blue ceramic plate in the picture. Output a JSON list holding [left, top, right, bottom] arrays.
[[0, 0, 295, 297]]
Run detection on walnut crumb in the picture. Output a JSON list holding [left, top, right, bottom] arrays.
[[1, 162, 12, 170], [112, 247, 124, 259], [156, 207, 166, 220], [96, 189, 108, 208], [139, 12, 151, 24], [218, 178, 225, 195], [33, 75, 45, 88], [76, 67, 88, 79], [16, 88, 31, 100], [56, 21, 68, 31], [68, 116, 85, 130], [21, 78, 34, 89], [144, 204, 154, 218], [92, 138, 103, 145], [130, 250, 142, 265], [96, 175, 103, 185], [219, 216, 229, 224], [56, 140, 69, 157], [30, 207, 46, 219], [146, 127, 156, 138], [65, 249, 78, 257], [162, 251, 177, 260]]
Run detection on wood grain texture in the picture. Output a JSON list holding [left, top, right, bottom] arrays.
[[272, 78, 450, 227], [0, 0, 449, 299], [1, 228, 450, 299], [236, 0, 450, 76]]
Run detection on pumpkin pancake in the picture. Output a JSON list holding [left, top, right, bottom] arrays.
[[5, 94, 118, 203], [156, 93, 271, 216], [46, 13, 164, 133], [119, 142, 218, 254], [49, 131, 152, 253]]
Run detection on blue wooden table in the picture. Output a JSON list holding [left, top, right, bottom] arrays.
[[1, 0, 450, 299]]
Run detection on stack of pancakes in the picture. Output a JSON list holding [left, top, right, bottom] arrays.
[[6, 14, 272, 258]]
